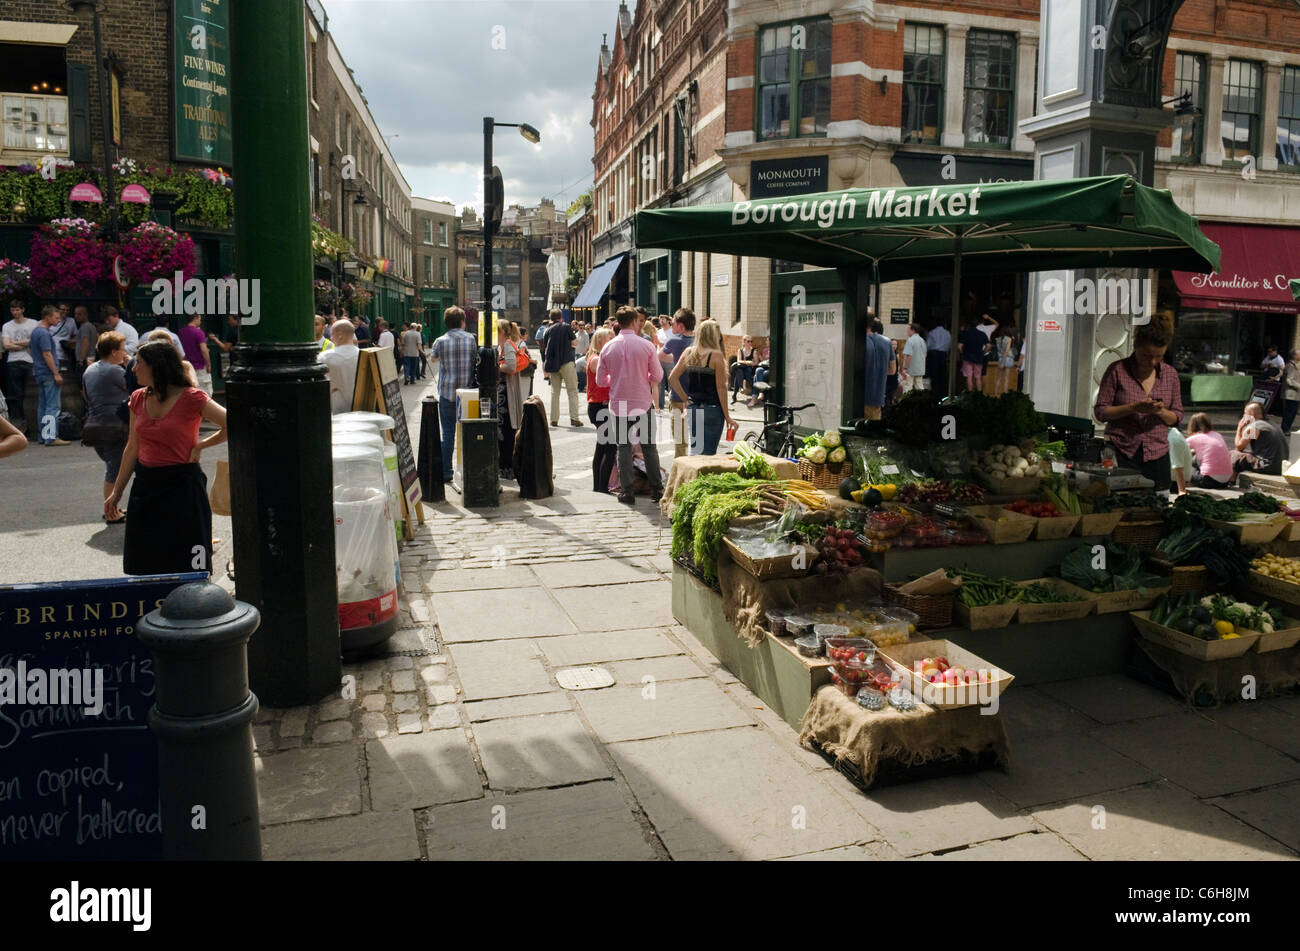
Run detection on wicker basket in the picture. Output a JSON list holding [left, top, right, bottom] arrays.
[[1148, 556, 1208, 599], [722, 536, 818, 581], [798, 459, 847, 491], [1111, 519, 1163, 553], [883, 583, 954, 629]]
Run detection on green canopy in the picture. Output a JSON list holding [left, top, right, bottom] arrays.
[[1292, 278, 1300, 301], [636, 174, 1219, 395], [636, 174, 1219, 278]]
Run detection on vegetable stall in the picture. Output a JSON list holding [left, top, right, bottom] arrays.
[[661, 388, 1300, 790]]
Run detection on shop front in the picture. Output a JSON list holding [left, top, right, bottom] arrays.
[[1169, 223, 1300, 407]]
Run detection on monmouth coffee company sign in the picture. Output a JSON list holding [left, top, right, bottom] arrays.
[[172, 0, 233, 166], [750, 157, 829, 198]]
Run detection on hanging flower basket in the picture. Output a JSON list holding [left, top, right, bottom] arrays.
[[26, 217, 111, 295], [117, 221, 197, 288], [341, 281, 372, 311], [314, 279, 341, 313], [0, 258, 31, 297]]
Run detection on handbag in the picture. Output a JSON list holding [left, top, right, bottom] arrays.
[[81, 413, 128, 448]]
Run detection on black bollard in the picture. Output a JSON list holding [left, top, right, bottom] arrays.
[[418, 395, 446, 502], [136, 582, 262, 860]]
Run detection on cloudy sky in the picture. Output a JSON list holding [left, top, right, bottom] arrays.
[[323, 0, 619, 215]]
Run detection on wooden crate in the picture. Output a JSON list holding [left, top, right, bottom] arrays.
[[1074, 510, 1124, 537], [972, 469, 1042, 496], [1249, 621, 1300, 653], [955, 599, 1018, 631], [722, 537, 818, 581], [1129, 610, 1259, 661], [1279, 519, 1300, 542], [1204, 515, 1288, 545], [1014, 578, 1097, 623], [962, 505, 1036, 544], [1246, 569, 1300, 607], [1024, 512, 1083, 541], [1086, 583, 1170, 615], [880, 639, 1015, 710]]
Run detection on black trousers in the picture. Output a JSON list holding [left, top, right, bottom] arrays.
[[929, 350, 948, 399], [124, 462, 212, 576], [589, 401, 616, 492], [1113, 444, 1172, 492]]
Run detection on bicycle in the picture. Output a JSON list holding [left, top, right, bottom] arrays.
[[741, 388, 815, 459]]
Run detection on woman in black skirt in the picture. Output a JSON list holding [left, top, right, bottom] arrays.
[[105, 341, 228, 576]]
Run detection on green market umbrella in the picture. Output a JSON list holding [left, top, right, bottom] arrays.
[[636, 174, 1220, 395]]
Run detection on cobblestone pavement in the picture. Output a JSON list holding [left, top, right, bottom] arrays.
[[253, 372, 1300, 861]]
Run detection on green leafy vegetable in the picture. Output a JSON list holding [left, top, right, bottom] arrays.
[[1055, 541, 1164, 593]]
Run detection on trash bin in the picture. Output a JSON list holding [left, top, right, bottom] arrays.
[[331, 445, 398, 655], [332, 429, 403, 541]]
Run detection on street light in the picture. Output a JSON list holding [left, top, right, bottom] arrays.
[[65, 0, 118, 238], [482, 118, 541, 349], [337, 184, 369, 313]]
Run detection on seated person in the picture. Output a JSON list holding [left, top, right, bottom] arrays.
[[1184, 413, 1232, 488], [1231, 401, 1286, 477]]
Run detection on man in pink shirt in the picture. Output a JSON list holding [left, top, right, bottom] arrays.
[[596, 305, 665, 504]]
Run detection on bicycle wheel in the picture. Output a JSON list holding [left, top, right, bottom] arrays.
[[743, 430, 762, 449]]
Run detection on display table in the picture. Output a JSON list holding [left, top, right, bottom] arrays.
[[1186, 372, 1254, 404], [660, 452, 799, 514], [799, 686, 1010, 789], [1133, 639, 1300, 704]]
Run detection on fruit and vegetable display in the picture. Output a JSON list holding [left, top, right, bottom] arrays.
[[797, 430, 846, 465], [837, 476, 894, 505], [1055, 542, 1164, 593], [731, 441, 776, 479], [1251, 553, 1300, 585], [671, 473, 827, 582], [896, 479, 985, 504], [808, 604, 917, 647], [913, 655, 994, 687], [947, 569, 1083, 606], [814, 523, 865, 571], [1150, 591, 1281, 638], [974, 444, 1045, 481], [1090, 490, 1169, 514], [1041, 474, 1086, 515], [1006, 498, 1067, 518]]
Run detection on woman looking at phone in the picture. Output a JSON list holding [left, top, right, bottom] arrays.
[[1092, 324, 1183, 491]]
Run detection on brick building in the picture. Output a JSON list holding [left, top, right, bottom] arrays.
[[410, 196, 457, 333]]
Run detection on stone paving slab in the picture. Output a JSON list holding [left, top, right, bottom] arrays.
[[423, 781, 657, 861], [472, 712, 611, 790], [1209, 782, 1300, 853], [535, 628, 684, 666], [256, 746, 362, 825], [827, 772, 1037, 858], [1202, 702, 1300, 759], [422, 565, 538, 592], [261, 809, 421, 861], [996, 686, 1100, 740], [448, 640, 555, 701], [1032, 781, 1297, 860], [1036, 674, 1184, 724], [1089, 713, 1300, 798], [552, 580, 676, 631], [771, 842, 902, 860], [916, 831, 1085, 861], [606, 654, 708, 684], [432, 586, 577, 642], [365, 730, 483, 811], [608, 728, 880, 861], [575, 678, 754, 743], [531, 557, 659, 588], [976, 733, 1159, 808], [464, 692, 574, 722]]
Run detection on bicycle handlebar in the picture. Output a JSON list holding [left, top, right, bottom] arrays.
[[768, 402, 816, 413]]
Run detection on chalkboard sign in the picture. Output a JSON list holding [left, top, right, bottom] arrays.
[[1249, 380, 1280, 414], [0, 572, 205, 860], [354, 347, 424, 537]]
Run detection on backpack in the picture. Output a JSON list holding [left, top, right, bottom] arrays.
[[57, 410, 83, 441]]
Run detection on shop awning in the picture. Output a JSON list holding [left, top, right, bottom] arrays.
[[1172, 223, 1300, 314], [1291, 278, 1300, 301], [572, 253, 626, 308], [634, 175, 1220, 279]]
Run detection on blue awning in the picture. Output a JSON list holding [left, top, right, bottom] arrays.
[[572, 253, 626, 308]]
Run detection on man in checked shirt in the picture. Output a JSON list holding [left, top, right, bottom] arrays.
[[1093, 323, 1184, 492], [429, 307, 479, 482]]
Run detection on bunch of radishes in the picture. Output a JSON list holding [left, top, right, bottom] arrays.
[[816, 524, 864, 570]]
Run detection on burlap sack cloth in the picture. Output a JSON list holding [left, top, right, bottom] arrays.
[[1135, 639, 1300, 704], [799, 686, 1011, 788], [660, 453, 800, 515], [717, 544, 884, 647]]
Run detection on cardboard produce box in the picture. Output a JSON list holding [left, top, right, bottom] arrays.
[[1129, 610, 1259, 661], [1013, 578, 1096, 623], [881, 639, 1014, 710]]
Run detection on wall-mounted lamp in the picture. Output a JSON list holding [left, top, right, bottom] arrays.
[[878, 75, 888, 94]]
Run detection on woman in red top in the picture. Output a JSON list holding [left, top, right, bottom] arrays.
[[586, 328, 616, 492], [106, 341, 228, 575]]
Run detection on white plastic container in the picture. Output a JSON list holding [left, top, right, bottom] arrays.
[[332, 430, 403, 540], [335, 410, 395, 432], [333, 485, 398, 649]]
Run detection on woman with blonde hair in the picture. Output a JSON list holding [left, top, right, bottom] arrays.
[[586, 327, 617, 492], [668, 318, 735, 455], [497, 317, 524, 479]]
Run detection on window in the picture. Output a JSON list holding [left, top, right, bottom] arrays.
[[439, 221, 448, 246], [307, 39, 318, 104], [964, 30, 1015, 148], [1279, 66, 1300, 170], [756, 18, 831, 140], [1171, 53, 1205, 163], [440, 257, 449, 284], [423, 255, 432, 283], [423, 219, 433, 244], [0, 42, 69, 156], [1221, 59, 1261, 163], [2, 93, 68, 153], [902, 24, 945, 144]]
